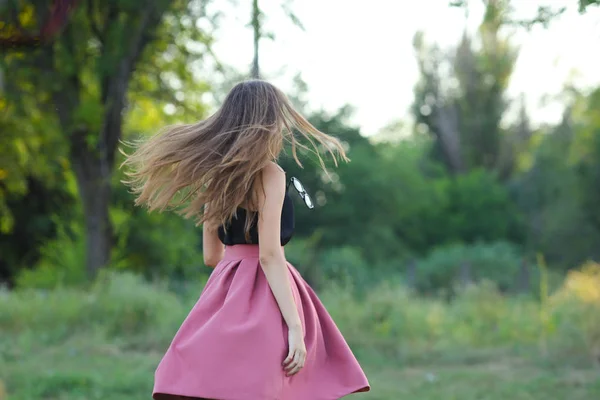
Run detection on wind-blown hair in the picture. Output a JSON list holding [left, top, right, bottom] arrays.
[[121, 80, 348, 235]]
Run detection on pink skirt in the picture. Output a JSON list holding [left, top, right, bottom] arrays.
[[153, 244, 370, 400]]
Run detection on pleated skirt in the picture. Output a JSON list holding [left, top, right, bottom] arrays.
[[153, 244, 370, 400]]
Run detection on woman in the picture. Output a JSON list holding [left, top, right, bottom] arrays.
[[122, 80, 370, 400]]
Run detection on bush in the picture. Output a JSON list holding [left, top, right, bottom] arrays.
[[318, 246, 370, 285], [111, 176, 205, 280], [15, 211, 208, 290], [439, 169, 525, 245], [414, 241, 525, 294], [3, 264, 599, 369], [15, 222, 86, 289], [286, 240, 405, 290], [550, 262, 600, 364], [320, 279, 543, 363], [448, 281, 541, 346], [318, 262, 599, 365], [88, 272, 185, 339], [0, 272, 185, 348]]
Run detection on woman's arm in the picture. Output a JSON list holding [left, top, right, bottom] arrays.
[[202, 205, 225, 267], [257, 163, 306, 375]]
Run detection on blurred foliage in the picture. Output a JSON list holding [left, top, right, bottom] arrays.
[[549, 262, 600, 362], [14, 218, 86, 289], [0, 88, 75, 281], [414, 241, 522, 294], [0, 0, 216, 277], [6, 78, 600, 289], [0, 0, 599, 300], [413, 0, 518, 177], [283, 108, 524, 273], [2, 2, 600, 399], [111, 168, 206, 281], [450, 0, 600, 29], [510, 90, 600, 269], [574, 89, 600, 240], [323, 261, 600, 366], [3, 264, 600, 397], [0, 272, 186, 347]]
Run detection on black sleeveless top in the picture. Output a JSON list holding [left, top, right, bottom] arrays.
[[217, 192, 295, 246]]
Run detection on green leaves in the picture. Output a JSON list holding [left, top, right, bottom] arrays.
[[414, 2, 518, 177], [579, 0, 600, 12], [1, 0, 218, 278], [72, 97, 104, 133], [449, 1, 599, 29]]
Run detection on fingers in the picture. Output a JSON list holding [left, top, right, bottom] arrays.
[[283, 348, 294, 366], [284, 348, 306, 376]]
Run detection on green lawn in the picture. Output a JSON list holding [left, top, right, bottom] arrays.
[[2, 272, 599, 399], [365, 360, 600, 400], [2, 334, 599, 400]]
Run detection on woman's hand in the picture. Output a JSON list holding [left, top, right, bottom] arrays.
[[283, 325, 306, 376]]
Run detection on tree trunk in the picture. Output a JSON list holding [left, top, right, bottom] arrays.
[[68, 4, 164, 278], [251, 0, 260, 79], [80, 176, 112, 277], [71, 142, 113, 278], [434, 103, 465, 174]]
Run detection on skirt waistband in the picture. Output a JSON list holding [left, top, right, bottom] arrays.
[[222, 244, 284, 261]]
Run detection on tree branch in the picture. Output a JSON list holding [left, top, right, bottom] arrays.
[[86, 0, 103, 42], [100, 2, 167, 167]]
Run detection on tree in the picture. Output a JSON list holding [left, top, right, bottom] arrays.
[[450, 0, 600, 29], [248, 0, 303, 78], [454, 1, 517, 175], [0, 0, 79, 48], [413, 0, 518, 177], [412, 32, 465, 174], [1, 0, 215, 277], [250, 0, 261, 79], [573, 88, 600, 240], [0, 44, 77, 284]]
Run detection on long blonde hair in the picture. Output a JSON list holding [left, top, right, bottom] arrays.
[[121, 80, 348, 234]]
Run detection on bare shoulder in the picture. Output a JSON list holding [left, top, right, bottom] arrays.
[[261, 162, 286, 185], [258, 162, 286, 202], [264, 161, 285, 174]]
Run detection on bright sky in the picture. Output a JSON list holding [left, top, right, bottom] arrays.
[[211, 0, 600, 135]]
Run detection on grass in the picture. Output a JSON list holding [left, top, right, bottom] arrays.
[[1, 266, 600, 399], [366, 361, 600, 400], [2, 334, 599, 400]]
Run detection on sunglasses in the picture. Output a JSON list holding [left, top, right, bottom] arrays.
[[287, 177, 314, 209]]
